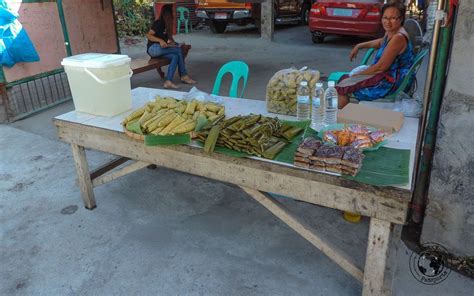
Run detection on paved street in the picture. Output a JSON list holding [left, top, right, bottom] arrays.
[[2, 24, 472, 295]]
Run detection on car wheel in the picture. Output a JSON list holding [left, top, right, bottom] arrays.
[[312, 34, 325, 43], [299, 5, 309, 26], [210, 21, 227, 34]]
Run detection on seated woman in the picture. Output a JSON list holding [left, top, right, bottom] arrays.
[[336, 2, 414, 109], [146, 6, 196, 89]]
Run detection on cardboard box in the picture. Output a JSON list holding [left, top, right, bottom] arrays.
[[337, 103, 404, 133]]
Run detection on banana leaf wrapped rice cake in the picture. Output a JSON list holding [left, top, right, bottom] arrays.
[[196, 114, 303, 159], [294, 137, 364, 176], [121, 96, 225, 136]]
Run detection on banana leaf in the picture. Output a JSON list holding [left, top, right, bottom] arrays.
[[145, 134, 191, 146], [279, 127, 410, 186], [342, 147, 410, 186], [274, 121, 314, 163], [125, 120, 142, 135]]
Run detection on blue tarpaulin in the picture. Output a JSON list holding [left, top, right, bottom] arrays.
[[0, 0, 40, 67]]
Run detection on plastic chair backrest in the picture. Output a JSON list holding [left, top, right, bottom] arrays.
[[328, 48, 376, 83], [212, 61, 249, 98], [360, 48, 375, 65], [176, 7, 189, 20], [384, 48, 428, 101]]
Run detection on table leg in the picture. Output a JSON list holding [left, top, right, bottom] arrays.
[[362, 218, 392, 296], [382, 224, 402, 296], [71, 144, 96, 210], [157, 67, 165, 80]]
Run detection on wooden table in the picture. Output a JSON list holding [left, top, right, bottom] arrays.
[[54, 87, 418, 295]]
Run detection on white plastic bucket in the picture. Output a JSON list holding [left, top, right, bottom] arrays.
[[62, 53, 133, 117]]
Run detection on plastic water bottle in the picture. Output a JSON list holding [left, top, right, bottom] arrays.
[[297, 81, 310, 121], [311, 82, 325, 131], [324, 81, 338, 125]]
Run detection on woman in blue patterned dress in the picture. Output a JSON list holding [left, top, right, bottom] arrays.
[[336, 2, 415, 109]]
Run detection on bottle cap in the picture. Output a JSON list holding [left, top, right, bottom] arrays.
[[316, 82, 323, 88], [300, 81, 308, 86], [328, 81, 335, 87]]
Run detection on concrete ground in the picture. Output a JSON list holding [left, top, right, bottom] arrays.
[[2, 24, 473, 295]]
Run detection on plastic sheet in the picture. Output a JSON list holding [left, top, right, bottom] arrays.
[[0, 0, 40, 67], [182, 86, 223, 105], [266, 67, 320, 115]]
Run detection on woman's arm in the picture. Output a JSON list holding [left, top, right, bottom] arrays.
[[355, 34, 407, 75], [349, 37, 385, 61], [357, 37, 385, 50], [146, 30, 167, 47]]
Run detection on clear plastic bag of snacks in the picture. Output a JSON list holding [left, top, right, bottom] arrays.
[[266, 67, 320, 116]]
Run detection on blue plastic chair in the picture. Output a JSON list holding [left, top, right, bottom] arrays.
[[177, 7, 192, 34], [212, 61, 249, 98]]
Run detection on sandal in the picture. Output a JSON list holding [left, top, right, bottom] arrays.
[[164, 80, 179, 89], [181, 76, 197, 85]]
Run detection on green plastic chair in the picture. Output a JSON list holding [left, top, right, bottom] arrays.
[[328, 48, 375, 83], [328, 48, 427, 102], [177, 7, 192, 34], [212, 61, 249, 98], [383, 48, 428, 101]]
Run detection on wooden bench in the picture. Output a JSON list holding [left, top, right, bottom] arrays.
[[130, 44, 191, 80]]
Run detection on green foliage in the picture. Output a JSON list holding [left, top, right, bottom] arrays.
[[113, 0, 154, 37]]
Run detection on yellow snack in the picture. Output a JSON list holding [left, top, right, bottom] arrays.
[[217, 106, 225, 116], [138, 112, 155, 125], [156, 110, 177, 128], [150, 126, 164, 135], [205, 103, 220, 113], [143, 109, 168, 128], [171, 119, 196, 134], [122, 107, 145, 125], [184, 100, 197, 114], [208, 114, 223, 123], [146, 111, 173, 132], [205, 111, 217, 118], [175, 103, 186, 114], [159, 115, 186, 135], [196, 102, 206, 111]]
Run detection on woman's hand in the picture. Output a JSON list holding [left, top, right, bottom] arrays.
[[159, 40, 168, 48], [349, 45, 360, 62]]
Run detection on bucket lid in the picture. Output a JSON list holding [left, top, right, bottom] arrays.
[[61, 53, 131, 68]]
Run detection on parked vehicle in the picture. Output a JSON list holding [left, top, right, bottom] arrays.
[[196, 0, 312, 34], [309, 0, 384, 43]]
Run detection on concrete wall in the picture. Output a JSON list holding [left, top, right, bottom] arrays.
[[63, 0, 118, 55], [420, 0, 474, 256]]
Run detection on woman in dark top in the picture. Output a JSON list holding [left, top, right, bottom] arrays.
[[147, 6, 196, 89]]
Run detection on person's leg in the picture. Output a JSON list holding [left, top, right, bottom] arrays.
[[164, 47, 196, 84], [161, 53, 178, 81], [147, 44, 163, 58], [148, 45, 195, 85], [175, 48, 188, 78], [161, 47, 196, 84], [338, 94, 350, 109], [160, 53, 179, 89]]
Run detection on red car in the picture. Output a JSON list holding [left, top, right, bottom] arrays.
[[309, 0, 384, 43]]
